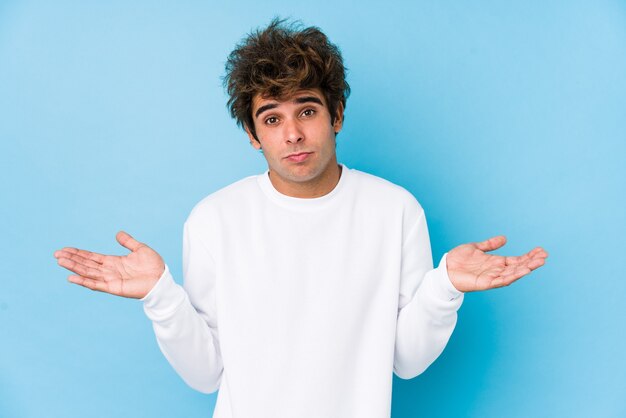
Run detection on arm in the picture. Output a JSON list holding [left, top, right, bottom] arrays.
[[54, 229, 223, 393], [393, 213, 549, 380], [142, 221, 223, 393], [394, 212, 464, 379]]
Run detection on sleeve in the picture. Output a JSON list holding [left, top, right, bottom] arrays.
[[141, 220, 223, 393], [393, 209, 464, 379]]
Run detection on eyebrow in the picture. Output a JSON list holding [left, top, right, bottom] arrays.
[[254, 96, 324, 119]]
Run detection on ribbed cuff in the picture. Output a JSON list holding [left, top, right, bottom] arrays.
[[429, 253, 464, 301], [141, 264, 187, 322]]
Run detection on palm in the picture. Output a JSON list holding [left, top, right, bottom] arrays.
[[446, 236, 548, 293], [54, 231, 165, 299]]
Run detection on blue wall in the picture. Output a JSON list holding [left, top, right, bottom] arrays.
[[1, 1, 624, 417]]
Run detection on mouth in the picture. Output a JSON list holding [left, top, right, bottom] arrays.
[[284, 152, 313, 163]]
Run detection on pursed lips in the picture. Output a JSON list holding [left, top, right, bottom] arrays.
[[284, 152, 313, 162], [285, 151, 313, 158]]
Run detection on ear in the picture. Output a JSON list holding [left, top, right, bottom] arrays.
[[332, 102, 344, 134], [245, 125, 262, 150]]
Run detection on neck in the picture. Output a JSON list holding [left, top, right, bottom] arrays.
[[269, 163, 342, 198]]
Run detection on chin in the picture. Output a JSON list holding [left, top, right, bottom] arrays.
[[276, 165, 320, 183]]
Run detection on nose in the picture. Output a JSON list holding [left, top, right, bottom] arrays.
[[284, 118, 304, 144]]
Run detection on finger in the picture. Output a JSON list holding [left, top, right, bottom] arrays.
[[475, 235, 507, 252], [526, 247, 548, 259], [504, 253, 529, 266], [116, 231, 143, 252], [54, 251, 102, 269], [57, 257, 105, 280], [502, 247, 548, 266], [527, 257, 546, 270], [68, 275, 109, 293], [492, 266, 532, 288], [503, 266, 532, 283], [54, 247, 105, 264]]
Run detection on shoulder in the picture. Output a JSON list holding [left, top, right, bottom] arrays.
[[186, 175, 260, 224], [349, 168, 423, 212], [346, 168, 425, 231]]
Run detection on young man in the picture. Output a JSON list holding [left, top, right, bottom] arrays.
[[54, 19, 547, 418]]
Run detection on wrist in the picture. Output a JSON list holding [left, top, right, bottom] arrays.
[[439, 253, 465, 299]]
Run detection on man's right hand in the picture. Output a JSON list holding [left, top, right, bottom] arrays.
[[54, 231, 165, 299]]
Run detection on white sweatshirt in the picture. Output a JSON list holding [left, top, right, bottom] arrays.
[[142, 165, 464, 418]]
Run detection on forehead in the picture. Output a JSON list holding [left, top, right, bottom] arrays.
[[251, 88, 327, 111]]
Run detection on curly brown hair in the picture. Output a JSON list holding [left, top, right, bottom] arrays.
[[223, 17, 350, 141]]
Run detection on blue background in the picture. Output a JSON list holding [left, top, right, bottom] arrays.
[[1, 1, 625, 417]]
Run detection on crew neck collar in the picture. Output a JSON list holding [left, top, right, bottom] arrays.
[[257, 164, 350, 211]]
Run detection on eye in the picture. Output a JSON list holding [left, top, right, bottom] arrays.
[[264, 116, 279, 125], [301, 108, 316, 117]]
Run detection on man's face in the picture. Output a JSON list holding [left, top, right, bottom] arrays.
[[246, 88, 344, 197]]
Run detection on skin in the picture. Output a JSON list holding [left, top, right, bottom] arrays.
[[245, 88, 344, 198], [54, 88, 548, 298], [54, 231, 164, 299]]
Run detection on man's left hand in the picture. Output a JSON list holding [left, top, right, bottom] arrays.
[[446, 236, 548, 293]]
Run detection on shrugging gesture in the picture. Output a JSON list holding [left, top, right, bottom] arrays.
[[446, 235, 548, 293], [54, 231, 164, 299]]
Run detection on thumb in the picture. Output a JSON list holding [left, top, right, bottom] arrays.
[[116, 231, 143, 252], [474, 235, 507, 252]]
